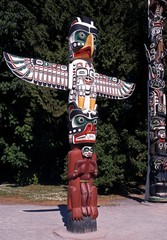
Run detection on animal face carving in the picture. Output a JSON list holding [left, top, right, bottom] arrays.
[[68, 102, 98, 144], [69, 16, 98, 61]]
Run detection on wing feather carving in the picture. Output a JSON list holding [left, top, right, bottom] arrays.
[[3, 52, 68, 90], [95, 73, 135, 99], [4, 52, 135, 100]]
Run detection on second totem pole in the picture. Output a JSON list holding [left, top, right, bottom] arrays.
[[145, 0, 167, 201]]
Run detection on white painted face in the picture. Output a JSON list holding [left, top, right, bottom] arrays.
[[82, 146, 93, 158], [158, 129, 166, 139]]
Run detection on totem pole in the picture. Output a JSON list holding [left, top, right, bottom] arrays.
[[3, 17, 135, 232], [145, 0, 167, 201]]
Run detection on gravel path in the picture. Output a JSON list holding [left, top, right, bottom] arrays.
[[0, 197, 167, 240]]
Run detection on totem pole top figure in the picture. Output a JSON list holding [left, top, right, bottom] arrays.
[[149, 0, 167, 13], [3, 16, 135, 117], [68, 16, 97, 62]]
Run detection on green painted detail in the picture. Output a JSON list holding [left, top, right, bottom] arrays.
[[149, 196, 167, 203]]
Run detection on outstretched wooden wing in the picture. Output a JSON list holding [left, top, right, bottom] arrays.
[[95, 73, 135, 99], [3, 52, 68, 90]]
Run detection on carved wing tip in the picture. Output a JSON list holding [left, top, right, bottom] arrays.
[[3, 51, 9, 61], [124, 82, 136, 98], [130, 82, 136, 91], [3, 52, 69, 91]]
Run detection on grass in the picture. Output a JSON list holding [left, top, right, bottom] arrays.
[[0, 183, 144, 205], [0, 183, 124, 206], [0, 184, 67, 202]]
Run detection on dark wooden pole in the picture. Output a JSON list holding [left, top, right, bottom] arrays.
[[145, 0, 167, 201]]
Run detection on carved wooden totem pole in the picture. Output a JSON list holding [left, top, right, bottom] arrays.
[[3, 17, 135, 232], [145, 0, 167, 201]]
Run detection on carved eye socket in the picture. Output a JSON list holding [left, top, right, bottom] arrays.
[[90, 147, 93, 153], [93, 35, 97, 42], [82, 146, 93, 154], [92, 119, 97, 125], [158, 130, 165, 135], [78, 117, 84, 123], [36, 59, 43, 65], [72, 115, 88, 127], [74, 116, 86, 126], [152, 119, 159, 125], [84, 147, 89, 152], [79, 31, 86, 39], [155, 16, 161, 21]]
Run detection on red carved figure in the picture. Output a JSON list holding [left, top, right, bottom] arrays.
[[68, 146, 98, 220]]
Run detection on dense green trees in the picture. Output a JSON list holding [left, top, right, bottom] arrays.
[[0, 0, 148, 191]]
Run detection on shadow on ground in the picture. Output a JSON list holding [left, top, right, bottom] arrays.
[[23, 204, 68, 226]]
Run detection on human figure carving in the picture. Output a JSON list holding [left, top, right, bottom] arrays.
[[67, 146, 98, 220]]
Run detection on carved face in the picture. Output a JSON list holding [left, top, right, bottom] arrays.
[[150, 11, 163, 33], [69, 16, 98, 61], [150, 116, 166, 131], [157, 129, 166, 139], [68, 102, 98, 145], [82, 146, 93, 158]]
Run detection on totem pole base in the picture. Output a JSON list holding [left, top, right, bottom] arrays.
[[149, 196, 167, 202], [149, 183, 167, 202], [67, 212, 97, 233]]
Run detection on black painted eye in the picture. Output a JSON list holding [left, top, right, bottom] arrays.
[[78, 117, 84, 123], [93, 35, 97, 42], [155, 16, 161, 21], [84, 148, 89, 152], [75, 116, 86, 125], [73, 115, 88, 127], [152, 119, 159, 125], [79, 31, 86, 39], [92, 119, 97, 124]]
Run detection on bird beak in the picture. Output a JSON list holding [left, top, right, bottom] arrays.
[[74, 34, 94, 61], [84, 34, 94, 57]]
